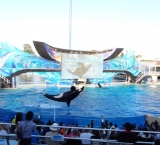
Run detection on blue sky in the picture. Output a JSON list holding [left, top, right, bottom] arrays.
[[0, 0, 160, 59]]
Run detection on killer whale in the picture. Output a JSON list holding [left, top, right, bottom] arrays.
[[98, 83, 102, 88], [41, 86, 84, 107]]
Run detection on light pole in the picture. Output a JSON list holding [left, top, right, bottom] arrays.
[[69, 0, 72, 50]]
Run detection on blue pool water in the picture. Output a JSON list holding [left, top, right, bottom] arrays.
[[0, 84, 160, 126]]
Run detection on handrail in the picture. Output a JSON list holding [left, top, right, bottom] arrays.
[[0, 73, 10, 84], [0, 123, 158, 145], [135, 70, 149, 84]]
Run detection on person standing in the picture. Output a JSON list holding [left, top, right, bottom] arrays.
[[18, 111, 36, 145], [91, 120, 94, 128], [15, 112, 23, 145]]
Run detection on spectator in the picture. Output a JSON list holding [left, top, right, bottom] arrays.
[[138, 127, 153, 143], [91, 120, 94, 128], [66, 128, 82, 145], [90, 130, 101, 145], [19, 111, 36, 145], [0, 125, 7, 135], [101, 124, 107, 139], [10, 115, 16, 133], [42, 120, 52, 135], [155, 120, 159, 131], [2, 112, 10, 123], [45, 123, 61, 145], [116, 122, 137, 144], [15, 112, 23, 145], [80, 127, 93, 145], [31, 128, 40, 144], [155, 139, 160, 145], [109, 126, 116, 140], [65, 128, 73, 137], [59, 122, 65, 135]]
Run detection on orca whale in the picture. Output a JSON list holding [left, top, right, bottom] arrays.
[[41, 86, 84, 107], [98, 83, 102, 88]]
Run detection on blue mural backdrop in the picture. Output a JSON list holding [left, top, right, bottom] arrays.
[[0, 42, 141, 84]]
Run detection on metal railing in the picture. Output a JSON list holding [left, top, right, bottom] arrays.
[[0, 73, 10, 84], [135, 70, 149, 84], [0, 123, 159, 145]]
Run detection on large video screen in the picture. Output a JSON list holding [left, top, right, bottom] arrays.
[[61, 53, 103, 79]]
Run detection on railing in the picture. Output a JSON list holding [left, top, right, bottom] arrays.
[[0, 123, 158, 145], [149, 71, 160, 75], [0, 73, 10, 84], [135, 70, 149, 84]]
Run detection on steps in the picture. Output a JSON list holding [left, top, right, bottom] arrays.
[[0, 73, 11, 87], [135, 70, 149, 84]]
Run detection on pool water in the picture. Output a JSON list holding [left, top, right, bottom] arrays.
[[0, 84, 160, 126]]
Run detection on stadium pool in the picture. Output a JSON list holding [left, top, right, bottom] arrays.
[[0, 84, 160, 127]]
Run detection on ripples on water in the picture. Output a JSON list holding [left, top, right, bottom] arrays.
[[0, 84, 160, 122]]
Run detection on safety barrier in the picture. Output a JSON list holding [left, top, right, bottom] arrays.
[[0, 74, 10, 84], [0, 123, 158, 145], [135, 70, 149, 84]]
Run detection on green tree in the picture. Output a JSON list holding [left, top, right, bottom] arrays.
[[120, 52, 124, 57], [135, 54, 142, 59], [23, 44, 35, 54]]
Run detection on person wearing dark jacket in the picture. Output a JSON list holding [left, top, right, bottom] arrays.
[[116, 122, 137, 144]]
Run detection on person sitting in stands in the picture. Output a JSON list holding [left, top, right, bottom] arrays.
[[66, 128, 82, 145], [2, 112, 10, 123], [31, 128, 40, 144], [18, 111, 36, 145], [101, 124, 107, 139], [90, 130, 101, 145], [155, 139, 160, 145], [116, 122, 137, 144], [109, 126, 116, 140], [45, 123, 61, 145], [65, 128, 73, 137], [80, 126, 93, 145], [155, 120, 159, 131], [137, 127, 153, 143], [59, 122, 65, 135], [43, 120, 52, 135], [0, 125, 7, 135], [114, 124, 120, 134]]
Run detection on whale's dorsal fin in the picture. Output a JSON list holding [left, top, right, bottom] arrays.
[[65, 99, 71, 107]]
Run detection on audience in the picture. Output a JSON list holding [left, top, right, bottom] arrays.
[[2, 111, 160, 145], [66, 128, 82, 145]]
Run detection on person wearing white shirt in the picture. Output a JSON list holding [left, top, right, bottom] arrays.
[[80, 127, 93, 145]]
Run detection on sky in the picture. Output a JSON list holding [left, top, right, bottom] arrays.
[[0, 0, 160, 59]]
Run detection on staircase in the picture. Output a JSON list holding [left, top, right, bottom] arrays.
[[135, 70, 149, 84], [0, 73, 11, 87]]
